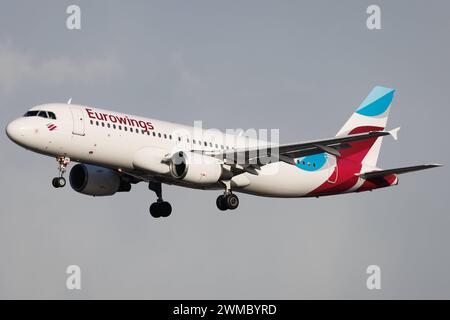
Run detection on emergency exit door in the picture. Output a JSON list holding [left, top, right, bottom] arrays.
[[70, 106, 85, 136]]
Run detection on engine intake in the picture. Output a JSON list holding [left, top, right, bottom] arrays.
[[69, 164, 131, 196], [170, 151, 223, 184]]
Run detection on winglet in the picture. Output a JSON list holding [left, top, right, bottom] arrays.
[[67, 98, 72, 105], [431, 163, 444, 167], [389, 127, 400, 141]]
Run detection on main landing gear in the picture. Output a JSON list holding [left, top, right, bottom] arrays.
[[216, 180, 239, 211], [148, 181, 172, 218], [52, 156, 70, 188]]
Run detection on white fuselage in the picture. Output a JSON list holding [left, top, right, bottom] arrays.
[[6, 103, 340, 198]]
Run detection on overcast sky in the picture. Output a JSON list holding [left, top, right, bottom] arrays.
[[0, 0, 449, 299]]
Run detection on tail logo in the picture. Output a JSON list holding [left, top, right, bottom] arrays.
[[355, 86, 395, 117]]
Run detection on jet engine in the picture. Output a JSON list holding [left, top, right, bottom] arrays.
[[69, 164, 131, 196], [169, 151, 224, 184]]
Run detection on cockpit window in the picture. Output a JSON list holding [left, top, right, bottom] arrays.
[[23, 110, 57, 120], [24, 111, 39, 117], [37, 111, 48, 118]]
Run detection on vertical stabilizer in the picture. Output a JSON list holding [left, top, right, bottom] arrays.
[[336, 86, 395, 166]]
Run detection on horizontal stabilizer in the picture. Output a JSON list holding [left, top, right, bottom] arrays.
[[358, 164, 442, 180]]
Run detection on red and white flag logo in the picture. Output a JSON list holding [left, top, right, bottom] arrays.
[[47, 123, 57, 131]]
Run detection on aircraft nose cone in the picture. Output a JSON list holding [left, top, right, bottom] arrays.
[[6, 119, 23, 143]]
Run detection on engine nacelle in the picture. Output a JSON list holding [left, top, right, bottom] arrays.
[[170, 151, 223, 184], [132, 147, 170, 175], [69, 164, 131, 196]]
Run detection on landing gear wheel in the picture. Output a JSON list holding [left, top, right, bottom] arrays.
[[149, 202, 160, 218], [225, 193, 239, 210], [160, 201, 172, 217], [216, 195, 228, 211], [52, 177, 66, 188], [216, 194, 239, 210], [52, 156, 70, 188], [148, 182, 172, 218], [217, 180, 239, 211], [149, 201, 172, 218]]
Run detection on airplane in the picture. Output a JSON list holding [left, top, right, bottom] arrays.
[[5, 86, 441, 218]]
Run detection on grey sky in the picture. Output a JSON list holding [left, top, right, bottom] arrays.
[[0, 0, 449, 299]]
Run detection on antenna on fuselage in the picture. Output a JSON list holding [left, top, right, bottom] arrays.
[[67, 98, 72, 105]]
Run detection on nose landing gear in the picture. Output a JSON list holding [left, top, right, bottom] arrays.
[[52, 157, 70, 188], [148, 181, 172, 218], [52, 177, 66, 188]]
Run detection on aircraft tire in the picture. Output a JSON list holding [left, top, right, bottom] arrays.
[[52, 177, 66, 188], [225, 194, 239, 210], [150, 201, 172, 218], [216, 195, 228, 211]]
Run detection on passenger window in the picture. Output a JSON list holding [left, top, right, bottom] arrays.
[[152, 132, 156, 137], [158, 133, 161, 138], [119, 125, 122, 130], [107, 123, 110, 128], [164, 134, 167, 139], [90, 120, 94, 125], [124, 127, 128, 131], [178, 137, 181, 142], [204, 142, 207, 147], [130, 128, 133, 132], [169, 135, 172, 140], [113, 124, 116, 129], [96, 121, 99, 126], [101, 122, 105, 127]]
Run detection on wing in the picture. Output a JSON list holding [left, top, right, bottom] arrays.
[[357, 164, 443, 180], [202, 129, 395, 166], [124, 129, 399, 180]]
